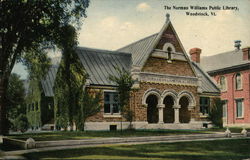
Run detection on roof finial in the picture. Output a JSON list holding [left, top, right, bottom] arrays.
[[166, 13, 170, 22]]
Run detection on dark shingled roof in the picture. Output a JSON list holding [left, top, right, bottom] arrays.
[[191, 62, 220, 94], [41, 57, 61, 97], [201, 50, 250, 72], [76, 47, 132, 86]]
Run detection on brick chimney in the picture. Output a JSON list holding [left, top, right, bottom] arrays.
[[189, 48, 202, 63], [242, 47, 250, 60]]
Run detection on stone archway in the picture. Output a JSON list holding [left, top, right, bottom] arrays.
[[163, 96, 174, 123], [179, 96, 191, 123], [146, 95, 159, 123], [177, 91, 196, 123]]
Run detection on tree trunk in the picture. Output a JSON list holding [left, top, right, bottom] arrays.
[[0, 77, 9, 135]]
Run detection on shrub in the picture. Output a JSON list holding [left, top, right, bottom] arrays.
[[13, 114, 29, 133], [208, 98, 223, 128]]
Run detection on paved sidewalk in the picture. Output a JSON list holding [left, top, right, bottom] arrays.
[[2, 132, 249, 157]]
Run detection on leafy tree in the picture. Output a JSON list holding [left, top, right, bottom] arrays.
[[76, 91, 101, 131], [109, 67, 134, 131], [6, 73, 26, 131], [208, 98, 223, 128], [0, 0, 89, 134], [54, 25, 87, 130]]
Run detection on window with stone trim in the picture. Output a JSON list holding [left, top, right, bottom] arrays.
[[235, 73, 242, 90], [236, 99, 244, 118], [104, 92, 120, 114], [200, 97, 210, 115], [219, 76, 227, 91]]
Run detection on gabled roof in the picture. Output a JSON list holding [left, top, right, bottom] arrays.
[[191, 62, 220, 94], [41, 57, 61, 97], [76, 47, 131, 86], [117, 17, 197, 76], [201, 50, 250, 72]]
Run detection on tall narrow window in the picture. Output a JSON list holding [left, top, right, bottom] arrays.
[[200, 97, 210, 115], [167, 47, 172, 60], [219, 76, 227, 91], [222, 101, 227, 118], [235, 73, 242, 90], [104, 92, 120, 114], [236, 99, 244, 118]]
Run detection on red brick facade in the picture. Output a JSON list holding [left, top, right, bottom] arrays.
[[213, 69, 250, 126]]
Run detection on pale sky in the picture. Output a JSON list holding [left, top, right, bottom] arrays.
[[13, 0, 250, 79]]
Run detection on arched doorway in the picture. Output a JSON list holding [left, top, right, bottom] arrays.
[[179, 96, 191, 123], [146, 95, 159, 123], [163, 96, 174, 123]]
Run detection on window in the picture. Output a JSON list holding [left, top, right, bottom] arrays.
[[219, 76, 227, 91], [104, 92, 120, 114], [236, 99, 244, 118], [222, 101, 227, 118], [200, 97, 210, 115], [235, 73, 242, 90], [167, 47, 172, 60]]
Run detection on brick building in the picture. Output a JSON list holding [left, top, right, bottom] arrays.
[[199, 46, 250, 127], [76, 15, 220, 130]]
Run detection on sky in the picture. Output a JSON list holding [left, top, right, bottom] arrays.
[[13, 0, 250, 79]]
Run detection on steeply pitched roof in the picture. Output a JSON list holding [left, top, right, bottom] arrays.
[[117, 33, 158, 66], [191, 62, 220, 94], [41, 57, 61, 97], [117, 20, 197, 77], [201, 50, 250, 72], [76, 47, 132, 86]]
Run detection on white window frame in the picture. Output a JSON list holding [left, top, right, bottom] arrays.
[[235, 98, 244, 118], [219, 76, 227, 92], [222, 100, 228, 118], [235, 73, 242, 90], [103, 90, 121, 116]]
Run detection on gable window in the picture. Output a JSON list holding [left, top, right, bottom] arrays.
[[236, 99, 244, 118], [200, 97, 210, 115], [104, 92, 120, 114], [219, 76, 227, 91], [167, 47, 172, 60], [235, 73, 242, 90]]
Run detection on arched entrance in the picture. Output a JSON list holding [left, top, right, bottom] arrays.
[[146, 95, 159, 123], [163, 96, 174, 123], [179, 96, 191, 123]]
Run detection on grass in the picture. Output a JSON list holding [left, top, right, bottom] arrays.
[[7, 127, 249, 141], [7, 129, 213, 141], [23, 138, 250, 160]]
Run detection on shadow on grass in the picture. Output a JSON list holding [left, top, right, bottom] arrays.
[[23, 139, 250, 160], [7, 129, 209, 141]]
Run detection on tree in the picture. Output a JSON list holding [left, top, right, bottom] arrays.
[[0, 0, 89, 134], [6, 73, 26, 131], [109, 67, 134, 131], [208, 98, 223, 128], [76, 91, 101, 131]]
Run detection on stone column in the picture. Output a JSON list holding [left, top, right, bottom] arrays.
[[173, 105, 181, 124], [157, 104, 165, 124]]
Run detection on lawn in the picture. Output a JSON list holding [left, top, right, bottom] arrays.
[[23, 139, 250, 160], [8, 127, 248, 141], [8, 129, 211, 141]]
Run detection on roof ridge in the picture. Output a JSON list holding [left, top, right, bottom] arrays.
[[202, 49, 242, 58], [77, 46, 131, 56], [117, 33, 158, 51]]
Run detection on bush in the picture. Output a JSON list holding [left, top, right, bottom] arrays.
[[208, 98, 223, 128], [13, 114, 29, 133]]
